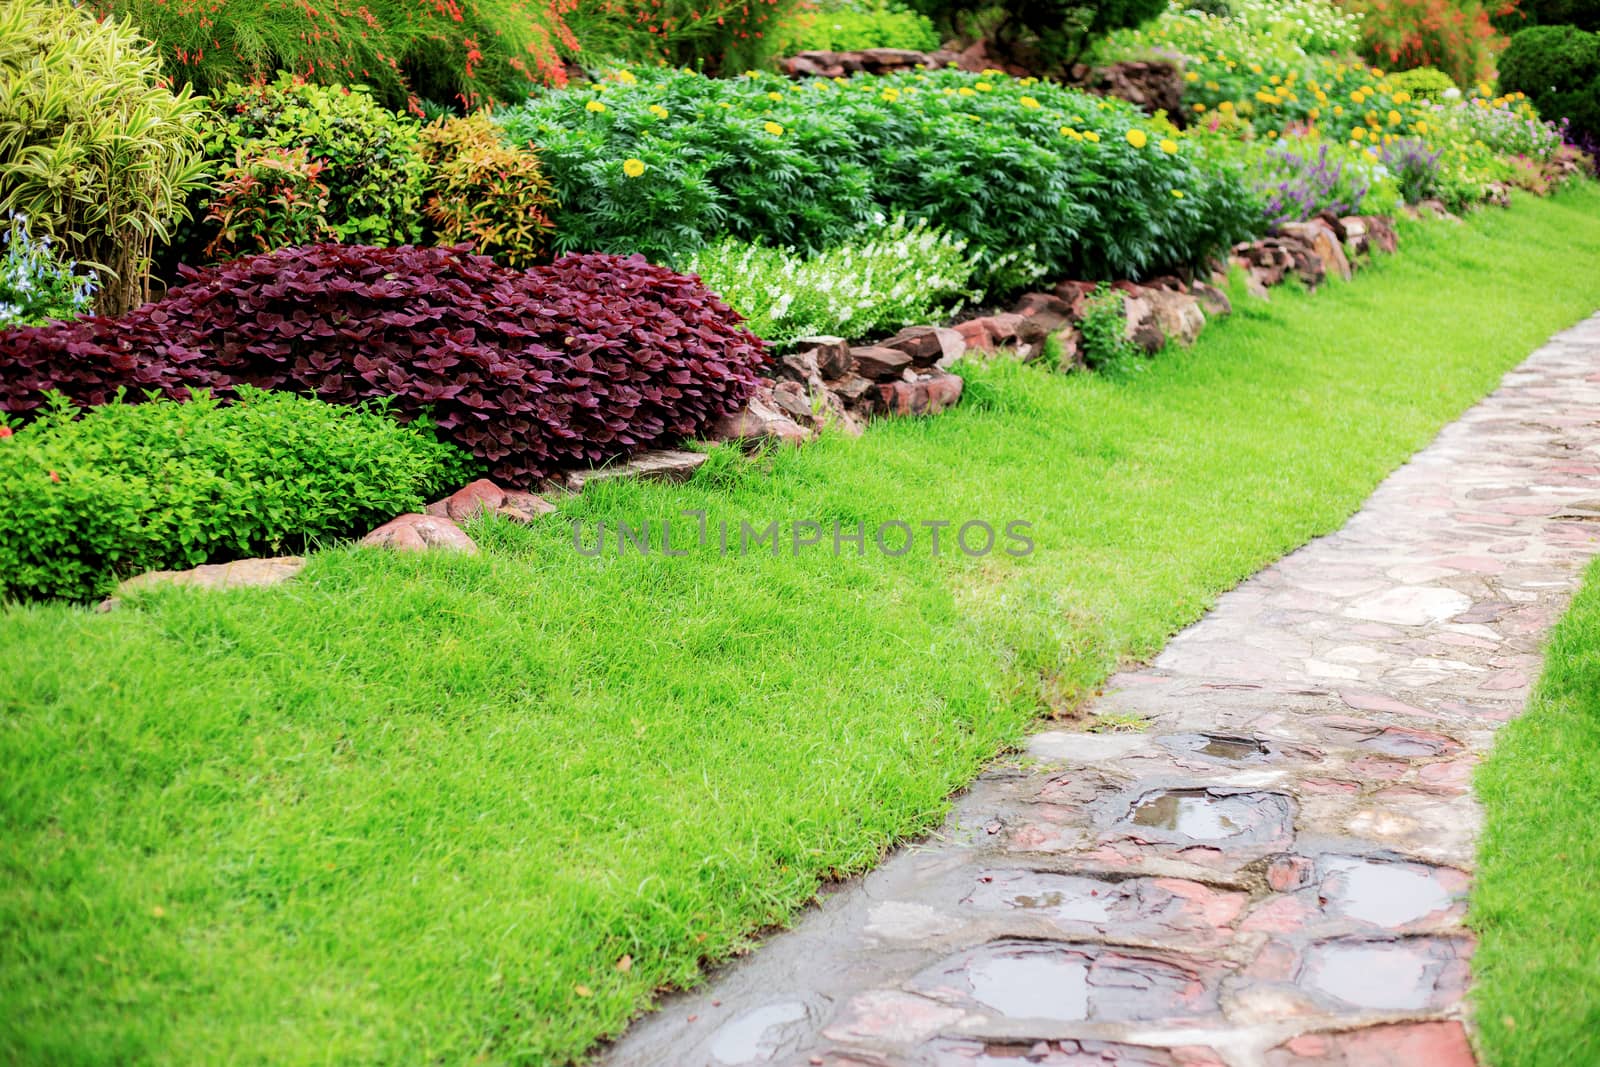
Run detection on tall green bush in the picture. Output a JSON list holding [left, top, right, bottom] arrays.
[[1499, 24, 1600, 145], [0, 0, 209, 315]]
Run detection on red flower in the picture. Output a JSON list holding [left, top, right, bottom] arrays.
[[0, 425, 12, 438]]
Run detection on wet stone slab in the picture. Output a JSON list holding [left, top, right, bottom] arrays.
[[911, 940, 1225, 1024], [962, 870, 1247, 947], [601, 316, 1600, 1067]]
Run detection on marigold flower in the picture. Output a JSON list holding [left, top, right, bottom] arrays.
[[585, 100, 607, 113], [1218, 100, 1234, 113], [1193, 102, 1206, 112], [958, 87, 975, 97], [622, 157, 646, 177], [1351, 126, 1365, 140], [1388, 109, 1401, 125], [1083, 130, 1100, 142], [1159, 138, 1178, 154], [763, 120, 784, 135], [975, 81, 992, 91], [1019, 95, 1040, 109], [1125, 128, 1148, 148], [767, 91, 783, 102], [1171, 189, 1185, 197], [648, 104, 668, 118]]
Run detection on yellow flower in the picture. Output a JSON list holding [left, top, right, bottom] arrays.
[[1125, 128, 1148, 148], [975, 81, 993, 91], [767, 91, 784, 102], [719, 101, 731, 108], [1393, 91, 1411, 104], [1185, 71, 1199, 82], [1267, 129, 1278, 138], [648, 104, 668, 118], [1269, 74, 1281, 85], [585, 100, 607, 113], [881, 88, 900, 102], [1309, 107, 1320, 120], [1415, 120, 1428, 134], [1250, 63, 1262, 73], [1171, 189, 1185, 198], [1351, 126, 1365, 140], [622, 157, 646, 177], [958, 87, 975, 97], [1388, 109, 1401, 125], [1206, 80, 1219, 90], [1083, 130, 1100, 142], [1218, 100, 1234, 113], [1193, 102, 1207, 112], [613, 70, 637, 84], [1019, 95, 1040, 109], [1159, 138, 1178, 154], [1333, 104, 1344, 115], [1060, 125, 1083, 139], [763, 120, 784, 135]]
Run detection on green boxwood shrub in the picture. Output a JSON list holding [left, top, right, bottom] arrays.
[[1499, 25, 1600, 146], [498, 68, 1262, 288], [203, 76, 428, 249], [0, 389, 479, 603], [1388, 66, 1459, 102]]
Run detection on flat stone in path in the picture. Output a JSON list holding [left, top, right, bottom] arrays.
[[600, 313, 1600, 1067]]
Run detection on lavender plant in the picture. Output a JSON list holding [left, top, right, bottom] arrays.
[[1253, 142, 1370, 226], [0, 214, 96, 329], [1379, 138, 1442, 203]]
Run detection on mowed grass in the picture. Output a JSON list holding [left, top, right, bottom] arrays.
[[1473, 556, 1600, 1067], [4, 186, 1600, 1066]]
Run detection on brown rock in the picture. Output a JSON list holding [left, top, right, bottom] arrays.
[[953, 318, 998, 354], [1142, 288, 1206, 346], [1120, 291, 1166, 353], [850, 345, 914, 382], [500, 489, 557, 521], [1191, 281, 1232, 318], [567, 449, 709, 491], [112, 556, 307, 601], [360, 514, 478, 553], [1278, 219, 1352, 282], [828, 374, 875, 402], [872, 372, 965, 416], [777, 348, 822, 385], [794, 336, 852, 380], [707, 386, 812, 449], [879, 325, 965, 368]]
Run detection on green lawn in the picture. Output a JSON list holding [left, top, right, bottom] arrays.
[[1473, 557, 1600, 1067], [5, 186, 1600, 1066]]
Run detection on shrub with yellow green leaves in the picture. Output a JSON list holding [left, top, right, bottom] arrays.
[[419, 114, 559, 269], [0, 0, 209, 316]]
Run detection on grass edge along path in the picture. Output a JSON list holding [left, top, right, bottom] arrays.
[[1472, 555, 1600, 1067], [3, 187, 1600, 1066]]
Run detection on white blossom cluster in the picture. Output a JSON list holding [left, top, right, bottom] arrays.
[[684, 216, 979, 348]]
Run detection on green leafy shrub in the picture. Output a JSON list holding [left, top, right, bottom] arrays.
[[498, 68, 1262, 287], [1348, 0, 1505, 87], [0, 0, 209, 316], [0, 215, 96, 328], [90, 0, 578, 110], [1493, 0, 1600, 33], [1077, 283, 1139, 372], [1499, 25, 1600, 146], [203, 148, 337, 261], [0, 389, 479, 603], [1388, 65, 1459, 101], [771, 2, 942, 53], [419, 114, 558, 269], [563, 0, 806, 74], [203, 77, 427, 248], [683, 217, 978, 346]]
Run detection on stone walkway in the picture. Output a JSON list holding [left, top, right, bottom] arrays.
[[603, 314, 1600, 1067]]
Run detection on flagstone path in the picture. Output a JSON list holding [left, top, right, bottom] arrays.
[[603, 313, 1600, 1067]]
